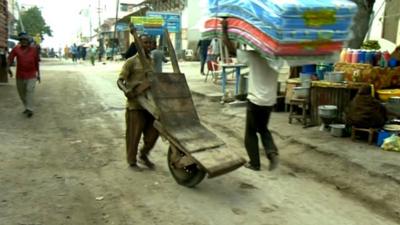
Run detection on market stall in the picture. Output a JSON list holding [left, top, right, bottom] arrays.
[[335, 62, 400, 90], [309, 80, 368, 125]]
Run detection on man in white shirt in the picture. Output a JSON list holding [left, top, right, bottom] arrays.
[[222, 20, 279, 171], [208, 38, 220, 61]]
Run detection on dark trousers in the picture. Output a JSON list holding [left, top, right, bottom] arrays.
[[125, 109, 159, 165], [200, 53, 207, 74], [244, 101, 278, 168]]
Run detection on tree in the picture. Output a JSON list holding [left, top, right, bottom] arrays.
[[347, 0, 376, 49], [16, 6, 52, 40]]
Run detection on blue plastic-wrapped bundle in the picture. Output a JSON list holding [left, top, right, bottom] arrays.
[[210, 7, 350, 43], [208, 0, 357, 42]]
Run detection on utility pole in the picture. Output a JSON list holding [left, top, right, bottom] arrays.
[[97, 0, 101, 29], [112, 0, 120, 60], [97, 0, 103, 61], [89, 4, 93, 39], [15, 1, 25, 33]]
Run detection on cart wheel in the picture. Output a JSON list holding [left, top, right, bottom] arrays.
[[167, 145, 206, 188]]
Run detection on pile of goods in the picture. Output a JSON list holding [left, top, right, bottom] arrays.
[[202, 0, 358, 65], [339, 48, 398, 68]]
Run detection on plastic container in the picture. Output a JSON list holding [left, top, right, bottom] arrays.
[[339, 48, 347, 62], [377, 130, 393, 146], [351, 50, 359, 63], [365, 51, 374, 65], [316, 63, 333, 80], [358, 51, 366, 64], [377, 89, 400, 101], [318, 105, 337, 119], [301, 64, 316, 74], [300, 73, 312, 88], [293, 87, 309, 99], [389, 58, 398, 68], [331, 71, 345, 82], [330, 124, 346, 137], [345, 50, 353, 63], [325, 71, 344, 83], [324, 72, 333, 82], [373, 51, 382, 66], [380, 56, 388, 68]]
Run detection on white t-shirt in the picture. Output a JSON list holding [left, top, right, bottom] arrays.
[[237, 49, 278, 106], [210, 38, 220, 55]]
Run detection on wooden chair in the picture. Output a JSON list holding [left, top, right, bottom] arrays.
[[205, 60, 220, 83], [288, 98, 310, 127], [351, 126, 378, 145]]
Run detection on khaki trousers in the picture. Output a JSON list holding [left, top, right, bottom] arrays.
[[125, 109, 159, 165], [16, 78, 36, 111]]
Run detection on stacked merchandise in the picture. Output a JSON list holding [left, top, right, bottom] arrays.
[[0, 0, 8, 50], [203, 0, 358, 65]]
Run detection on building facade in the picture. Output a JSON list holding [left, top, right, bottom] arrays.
[[382, 0, 400, 44], [0, 0, 9, 82]]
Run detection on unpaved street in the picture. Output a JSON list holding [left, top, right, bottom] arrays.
[[0, 60, 398, 225]]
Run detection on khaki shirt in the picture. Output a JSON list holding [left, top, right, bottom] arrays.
[[119, 54, 153, 110]]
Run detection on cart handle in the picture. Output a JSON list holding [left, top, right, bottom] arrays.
[[164, 29, 181, 74]]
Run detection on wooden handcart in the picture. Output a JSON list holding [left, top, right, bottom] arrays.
[[131, 28, 246, 187]]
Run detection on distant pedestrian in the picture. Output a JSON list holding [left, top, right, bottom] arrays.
[[196, 38, 211, 75], [151, 39, 168, 73], [98, 44, 105, 62], [88, 45, 97, 66], [64, 45, 70, 59], [58, 48, 62, 59], [207, 38, 220, 62], [70, 44, 78, 63], [8, 33, 40, 118], [80, 45, 87, 61]]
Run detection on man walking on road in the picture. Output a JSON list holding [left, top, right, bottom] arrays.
[[196, 38, 211, 75], [88, 45, 97, 66], [117, 35, 159, 170], [222, 19, 279, 171], [8, 32, 40, 118], [151, 38, 168, 73]]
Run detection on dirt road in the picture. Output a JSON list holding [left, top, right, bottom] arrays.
[[0, 60, 398, 225]]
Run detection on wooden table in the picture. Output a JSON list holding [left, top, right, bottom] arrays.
[[310, 81, 368, 125]]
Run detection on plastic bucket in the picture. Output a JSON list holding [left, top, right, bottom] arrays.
[[301, 64, 316, 74], [318, 105, 337, 118], [300, 73, 312, 88], [330, 124, 345, 137], [330, 71, 345, 82], [293, 87, 309, 99], [377, 130, 393, 146]]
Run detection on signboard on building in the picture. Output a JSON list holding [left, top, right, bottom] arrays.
[[116, 22, 129, 32], [131, 16, 164, 35], [146, 11, 181, 33]]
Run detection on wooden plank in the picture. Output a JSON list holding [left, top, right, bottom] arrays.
[[155, 98, 197, 114], [153, 121, 244, 178], [150, 72, 191, 98], [191, 147, 246, 178], [167, 122, 224, 149], [137, 92, 160, 120], [164, 29, 181, 73], [154, 119, 224, 153]]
